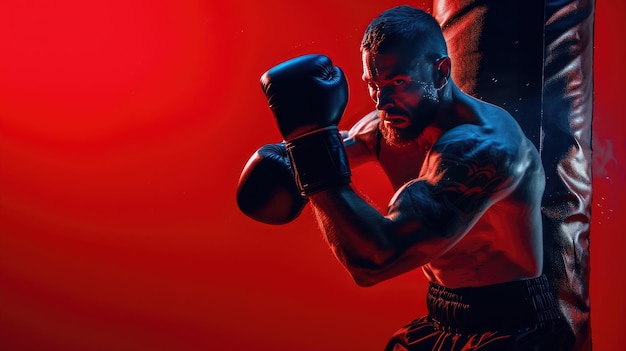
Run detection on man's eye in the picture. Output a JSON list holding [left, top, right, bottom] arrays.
[[392, 79, 406, 86]]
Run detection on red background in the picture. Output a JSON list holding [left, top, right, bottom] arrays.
[[0, 1, 623, 350]]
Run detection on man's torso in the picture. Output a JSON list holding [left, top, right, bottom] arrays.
[[343, 104, 545, 288]]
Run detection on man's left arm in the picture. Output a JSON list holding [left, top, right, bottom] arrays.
[[308, 127, 522, 286]]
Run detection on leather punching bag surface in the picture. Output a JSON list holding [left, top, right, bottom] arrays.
[[541, 1, 594, 350], [433, 1, 593, 350]]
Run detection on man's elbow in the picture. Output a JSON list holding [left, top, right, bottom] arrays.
[[351, 274, 383, 287], [345, 259, 390, 287], [344, 250, 424, 287]]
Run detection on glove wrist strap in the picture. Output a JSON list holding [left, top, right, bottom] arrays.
[[285, 126, 351, 196]]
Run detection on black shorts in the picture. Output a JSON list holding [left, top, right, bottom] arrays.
[[384, 275, 574, 351]]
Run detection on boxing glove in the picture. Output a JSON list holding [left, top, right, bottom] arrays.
[[260, 54, 351, 195], [236, 142, 308, 225]]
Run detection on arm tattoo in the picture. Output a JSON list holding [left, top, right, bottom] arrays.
[[435, 155, 508, 215], [422, 137, 513, 223]]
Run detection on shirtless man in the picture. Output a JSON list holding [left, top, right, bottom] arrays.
[[237, 5, 573, 350]]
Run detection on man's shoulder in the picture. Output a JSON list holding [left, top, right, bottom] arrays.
[[432, 122, 532, 175], [435, 124, 499, 152], [346, 110, 379, 136], [436, 119, 526, 153], [342, 111, 380, 163], [344, 110, 380, 149]]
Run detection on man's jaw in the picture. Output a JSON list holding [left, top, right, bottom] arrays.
[[378, 110, 411, 129]]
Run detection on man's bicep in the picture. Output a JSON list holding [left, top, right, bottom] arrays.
[[387, 179, 463, 240], [390, 143, 516, 238], [430, 153, 513, 216]]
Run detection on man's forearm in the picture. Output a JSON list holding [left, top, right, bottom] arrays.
[[309, 185, 409, 283]]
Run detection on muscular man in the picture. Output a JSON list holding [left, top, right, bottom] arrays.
[[238, 5, 574, 350]]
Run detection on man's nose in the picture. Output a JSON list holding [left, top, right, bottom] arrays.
[[375, 88, 394, 111]]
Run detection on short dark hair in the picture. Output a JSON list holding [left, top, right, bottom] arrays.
[[361, 5, 447, 60]]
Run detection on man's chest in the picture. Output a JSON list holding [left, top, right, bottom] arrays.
[[377, 143, 431, 190]]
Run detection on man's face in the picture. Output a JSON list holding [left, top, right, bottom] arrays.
[[361, 48, 439, 146]]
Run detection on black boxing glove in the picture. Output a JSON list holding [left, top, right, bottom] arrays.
[[236, 142, 308, 225], [260, 54, 351, 195]]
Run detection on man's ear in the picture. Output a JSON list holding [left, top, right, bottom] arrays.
[[435, 56, 451, 89]]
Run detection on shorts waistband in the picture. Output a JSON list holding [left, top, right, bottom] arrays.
[[426, 275, 562, 333]]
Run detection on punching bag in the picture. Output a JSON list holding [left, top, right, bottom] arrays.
[[541, 1, 594, 349], [433, 1, 593, 350]]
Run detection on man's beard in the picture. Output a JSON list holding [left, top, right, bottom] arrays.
[[379, 115, 434, 148]]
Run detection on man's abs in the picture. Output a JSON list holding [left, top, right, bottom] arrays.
[[421, 205, 543, 288]]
